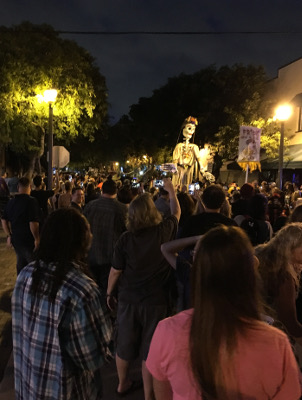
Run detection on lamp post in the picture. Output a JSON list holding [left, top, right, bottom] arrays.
[[275, 104, 292, 190], [43, 89, 57, 190]]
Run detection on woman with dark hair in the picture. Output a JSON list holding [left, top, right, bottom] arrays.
[[107, 178, 180, 399], [177, 191, 196, 229], [12, 208, 112, 400], [240, 193, 273, 245], [85, 181, 99, 205], [146, 226, 300, 400]]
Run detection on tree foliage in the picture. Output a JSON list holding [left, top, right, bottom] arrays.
[[0, 22, 108, 173], [110, 64, 274, 164], [251, 117, 290, 160]]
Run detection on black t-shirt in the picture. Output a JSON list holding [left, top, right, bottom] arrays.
[[179, 212, 237, 238], [30, 189, 54, 217], [113, 215, 178, 305], [2, 194, 40, 247]]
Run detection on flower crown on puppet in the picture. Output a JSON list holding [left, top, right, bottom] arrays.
[[184, 116, 198, 126]]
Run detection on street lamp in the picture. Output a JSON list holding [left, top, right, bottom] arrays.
[[44, 89, 58, 189], [275, 104, 292, 190]]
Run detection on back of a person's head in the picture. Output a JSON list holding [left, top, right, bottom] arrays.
[[202, 184, 226, 210], [36, 208, 91, 263], [190, 225, 261, 399], [248, 193, 268, 220], [127, 193, 162, 232], [289, 204, 302, 223], [117, 186, 133, 204], [64, 181, 72, 192], [102, 176, 117, 195], [158, 187, 169, 197], [177, 192, 195, 216], [18, 176, 30, 188], [86, 182, 96, 195], [255, 222, 302, 295], [33, 175, 42, 188], [270, 222, 302, 255], [192, 226, 259, 313], [240, 183, 255, 199], [72, 186, 82, 195]]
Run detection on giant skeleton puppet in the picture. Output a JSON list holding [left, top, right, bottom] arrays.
[[170, 116, 215, 188]]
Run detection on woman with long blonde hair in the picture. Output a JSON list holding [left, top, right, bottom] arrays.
[[107, 178, 180, 399], [255, 222, 302, 340], [147, 226, 300, 399]]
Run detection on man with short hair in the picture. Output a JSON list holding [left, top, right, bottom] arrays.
[[70, 186, 85, 213], [31, 174, 56, 227], [84, 176, 128, 299], [1, 177, 40, 274], [179, 184, 237, 238]]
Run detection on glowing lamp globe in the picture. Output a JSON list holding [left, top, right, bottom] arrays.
[[43, 89, 58, 103], [275, 104, 292, 121]]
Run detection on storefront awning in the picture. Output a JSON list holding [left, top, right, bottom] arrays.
[[261, 144, 302, 169]]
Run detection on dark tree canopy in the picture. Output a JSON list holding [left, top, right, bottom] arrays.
[[109, 64, 273, 163]]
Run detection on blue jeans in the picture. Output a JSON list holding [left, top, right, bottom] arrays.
[[13, 244, 34, 275]]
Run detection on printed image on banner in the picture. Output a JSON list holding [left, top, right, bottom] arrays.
[[238, 126, 261, 162]]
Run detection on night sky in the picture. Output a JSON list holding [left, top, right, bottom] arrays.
[[1, 0, 302, 122]]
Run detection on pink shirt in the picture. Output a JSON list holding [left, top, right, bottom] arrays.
[[146, 309, 301, 400]]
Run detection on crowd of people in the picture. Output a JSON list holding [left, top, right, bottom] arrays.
[[1, 170, 302, 399]]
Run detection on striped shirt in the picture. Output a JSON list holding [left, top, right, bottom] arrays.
[[12, 261, 112, 400]]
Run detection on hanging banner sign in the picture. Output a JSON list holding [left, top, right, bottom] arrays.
[[238, 126, 261, 162], [238, 126, 261, 172]]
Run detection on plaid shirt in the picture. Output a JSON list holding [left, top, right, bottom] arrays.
[[12, 261, 112, 400]]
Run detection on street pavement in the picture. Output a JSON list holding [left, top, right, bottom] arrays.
[[0, 225, 144, 399]]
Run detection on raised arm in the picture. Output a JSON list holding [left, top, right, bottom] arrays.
[[161, 235, 202, 269], [163, 178, 181, 221]]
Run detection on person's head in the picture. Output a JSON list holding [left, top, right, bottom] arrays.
[[71, 187, 84, 205], [117, 186, 133, 205], [290, 204, 302, 223], [177, 192, 195, 220], [31, 208, 92, 301], [33, 175, 43, 188], [248, 193, 268, 220], [17, 176, 31, 194], [190, 226, 261, 399], [102, 176, 117, 196], [240, 183, 255, 200], [192, 225, 260, 319], [158, 187, 169, 199], [86, 182, 96, 196], [127, 193, 162, 233], [64, 181, 72, 192], [37, 208, 92, 263], [181, 116, 198, 141], [285, 181, 294, 193], [201, 184, 226, 210], [255, 222, 302, 299]]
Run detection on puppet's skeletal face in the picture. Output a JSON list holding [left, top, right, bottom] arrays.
[[183, 123, 195, 140]]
